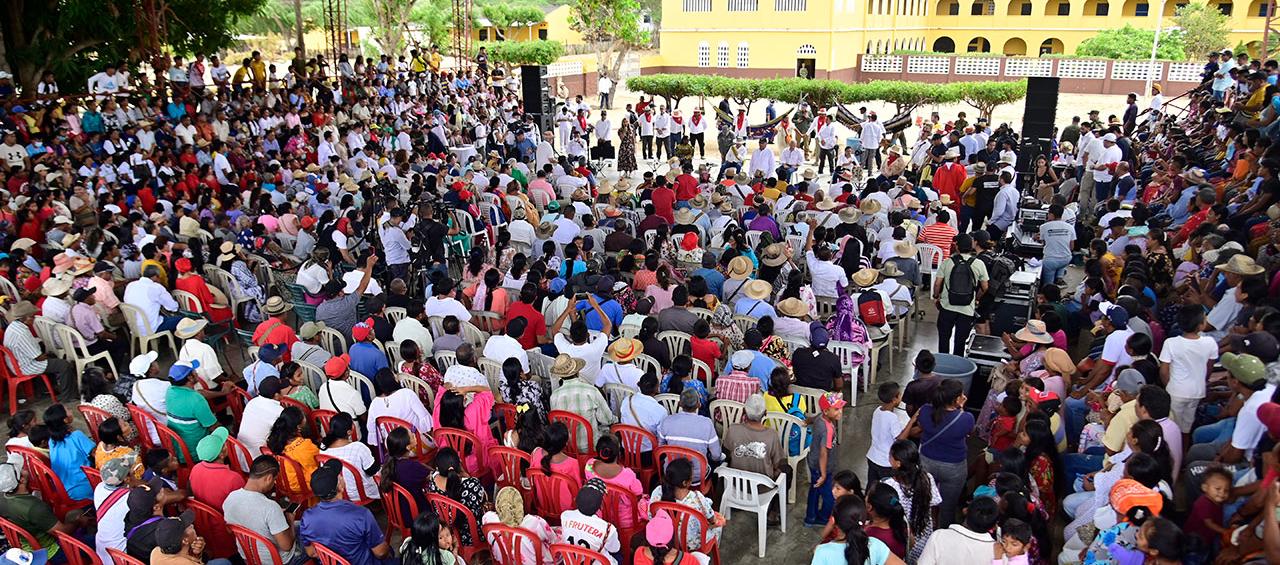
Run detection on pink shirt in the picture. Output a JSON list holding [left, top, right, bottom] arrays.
[[87, 276, 120, 310], [584, 460, 648, 529], [530, 447, 584, 511], [529, 179, 556, 203]]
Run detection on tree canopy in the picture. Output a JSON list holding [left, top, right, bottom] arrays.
[[477, 40, 565, 69], [569, 0, 650, 104], [1173, 1, 1230, 60], [1074, 24, 1188, 60]]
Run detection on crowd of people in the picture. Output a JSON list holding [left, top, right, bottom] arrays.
[[0, 39, 1278, 565]]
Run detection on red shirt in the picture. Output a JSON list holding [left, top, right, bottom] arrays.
[[690, 336, 722, 371], [505, 300, 546, 350], [918, 223, 958, 262], [652, 186, 676, 224], [189, 461, 245, 509], [674, 174, 699, 201], [932, 163, 967, 210], [251, 315, 299, 355]]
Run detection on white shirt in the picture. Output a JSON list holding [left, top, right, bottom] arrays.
[[366, 388, 433, 442], [132, 378, 170, 445], [749, 148, 776, 179], [805, 251, 850, 298], [868, 407, 909, 467], [552, 217, 581, 245], [94, 484, 131, 564], [654, 114, 670, 138], [1092, 144, 1123, 183], [1233, 383, 1278, 458], [817, 123, 838, 150], [508, 219, 535, 246], [382, 224, 411, 265], [781, 147, 804, 167], [341, 271, 383, 296], [559, 509, 621, 561], [1099, 327, 1135, 385], [319, 379, 368, 418], [554, 332, 610, 383], [594, 119, 611, 142], [425, 296, 472, 322], [917, 524, 996, 565], [123, 277, 179, 334], [482, 334, 530, 372], [620, 394, 667, 451], [1207, 287, 1243, 333], [1157, 334, 1216, 399], [596, 362, 644, 389], [859, 120, 885, 148], [238, 396, 284, 456], [393, 318, 434, 354], [598, 76, 613, 94], [296, 263, 330, 295], [321, 441, 381, 500], [88, 72, 121, 94], [178, 339, 222, 387]]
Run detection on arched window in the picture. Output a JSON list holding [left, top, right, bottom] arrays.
[[697, 42, 710, 68], [933, 36, 956, 52], [717, 42, 730, 67], [1003, 37, 1027, 56], [1039, 37, 1064, 55], [966, 36, 991, 52], [737, 42, 750, 68]]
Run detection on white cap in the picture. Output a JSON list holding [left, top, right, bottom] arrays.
[[129, 351, 159, 376], [1102, 133, 1117, 142]]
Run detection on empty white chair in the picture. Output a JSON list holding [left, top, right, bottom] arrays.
[[317, 327, 349, 357], [633, 354, 662, 379], [762, 411, 809, 503], [56, 324, 118, 390], [118, 303, 176, 358], [714, 466, 787, 557], [657, 330, 691, 357]]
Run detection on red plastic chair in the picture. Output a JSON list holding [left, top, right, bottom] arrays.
[[262, 449, 314, 510], [611, 423, 659, 488], [599, 483, 647, 559], [431, 428, 486, 477], [81, 466, 101, 490], [311, 542, 352, 565], [552, 543, 612, 565], [493, 402, 518, 430], [654, 445, 713, 495], [384, 483, 420, 544], [650, 502, 721, 565], [224, 436, 254, 475], [229, 523, 285, 565], [227, 387, 252, 423], [23, 454, 91, 520], [126, 405, 160, 450], [153, 422, 195, 485], [5, 445, 49, 467], [312, 410, 355, 442], [0, 346, 57, 414], [106, 548, 145, 565], [278, 396, 314, 432], [53, 530, 101, 565], [526, 468, 578, 526], [481, 523, 547, 565], [314, 454, 377, 506], [76, 405, 114, 443], [426, 493, 490, 564], [0, 515, 41, 550], [488, 446, 534, 503], [187, 497, 236, 559], [549, 409, 597, 464]]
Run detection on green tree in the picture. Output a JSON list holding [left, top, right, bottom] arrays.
[[1075, 24, 1186, 60], [957, 80, 1027, 120], [569, 0, 650, 109], [1174, 1, 1229, 61], [2, 0, 265, 92], [367, 0, 420, 55], [478, 40, 564, 74], [479, 3, 547, 41]]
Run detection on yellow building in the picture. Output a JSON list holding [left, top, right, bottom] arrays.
[[655, 0, 1268, 79], [472, 5, 586, 46]]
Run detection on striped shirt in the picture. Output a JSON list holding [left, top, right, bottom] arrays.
[[656, 412, 723, 483], [918, 222, 958, 264], [3, 321, 46, 375], [550, 379, 617, 452]]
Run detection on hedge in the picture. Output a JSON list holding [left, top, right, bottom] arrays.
[[626, 74, 1028, 118], [477, 40, 566, 67]]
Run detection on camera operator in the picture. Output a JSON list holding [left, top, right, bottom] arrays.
[[382, 208, 413, 280]]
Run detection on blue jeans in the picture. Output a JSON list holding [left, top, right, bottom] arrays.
[[1193, 417, 1235, 446], [1064, 396, 1090, 446], [1094, 180, 1114, 203], [1041, 256, 1071, 284], [806, 466, 835, 525], [157, 314, 183, 332], [1063, 452, 1105, 486]]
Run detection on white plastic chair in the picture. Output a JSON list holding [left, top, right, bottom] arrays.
[[427, 316, 446, 338], [916, 243, 943, 287], [461, 321, 489, 349], [434, 351, 458, 372], [602, 383, 637, 417], [657, 330, 691, 357], [348, 370, 375, 403], [619, 322, 642, 339], [56, 324, 118, 390], [386, 340, 404, 367], [397, 373, 436, 406], [32, 316, 64, 357], [655, 393, 680, 414], [478, 358, 506, 400], [687, 308, 714, 324], [633, 354, 662, 379], [385, 307, 407, 324], [763, 411, 809, 503], [733, 315, 759, 334], [318, 326, 349, 357], [296, 359, 327, 391], [745, 230, 765, 250], [118, 303, 177, 358], [827, 340, 865, 406], [708, 399, 745, 437], [714, 466, 787, 557]]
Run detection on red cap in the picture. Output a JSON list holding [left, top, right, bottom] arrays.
[[1259, 402, 1280, 439], [173, 257, 192, 273], [351, 318, 374, 342], [300, 216, 317, 229], [1028, 389, 1060, 403], [818, 392, 847, 412], [335, 217, 351, 234], [451, 181, 465, 191], [324, 354, 351, 377]]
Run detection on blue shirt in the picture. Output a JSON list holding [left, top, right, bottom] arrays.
[[49, 431, 96, 500], [811, 538, 891, 565], [692, 268, 725, 297], [576, 295, 624, 334], [349, 342, 390, 379], [297, 501, 390, 565], [742, 350, 778, 388], [734, 298, 776, 319], [917, 405, 975, 464], [242, 361, 280, 396], [1168, 186, 1197, 224]]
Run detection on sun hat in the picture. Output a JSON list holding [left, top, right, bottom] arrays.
[[1043, 348, 1074, 375], [944, 147, 960, 159], [40, 276, 72, 297], [838, 207, 862, 224], [550, 354, 586, 378], [742, 279, 772, 300], [859, 199, 882, 215], [4, 301, 37, 322], [760, 243, 788, 267], [892, 240, 917, 259], [879, 263, 904, 278], [1217, 254, 1265, 276], [607, 338, 644, 363], [727, 256, 754, 280], [1014, 320, 1055, 345], [9, 238, 36, 252], [851, 268, 880, 288], [174, 318, 208, 339], [50, 253, 73, 274], [777, 298, 809, 318], [263, 296, 293, 316], [195, 427, 230, 463], [324, 354, 351, 377]]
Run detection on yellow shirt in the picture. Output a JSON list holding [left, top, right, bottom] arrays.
[[250, 61, 267, 86], [141, 259, 169, 287], [232, 67, 249, 85], [429, 52, 443, 72], [1102, 399, 1140, 452], [411, 56, 428, 73]]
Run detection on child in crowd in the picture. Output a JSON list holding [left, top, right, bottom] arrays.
[[1157, 305, 1217, 441], [990, 395, 1023, 453], [805, 392, 846, 528], [868, 382, 908, 484], [1183, 466, 1231, 548], [994, 517, 1031, 565], [819, 470, 865, 542]]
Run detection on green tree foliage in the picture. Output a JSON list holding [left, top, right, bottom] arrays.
[[1074, 24, 1187, 60], [480, 3, 547, 40], [569, 0, 650, 108], [1173, 1, 1230, 61], [1, 0, 265, 91], [478, 40, 565, 72], [626, 74, 1024, 116]]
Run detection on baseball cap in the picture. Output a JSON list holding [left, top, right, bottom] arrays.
[[1115, 368, 1146, 394], [809, 321, 830, 348], [258, 343, 285, 364], [0, 548, 48, 565], [1258, 402, 1280, 439], [646, 510, 675, 548], [154, 510, 195, 554], [819, 392, 847, 412], [595, 276, 614, 295], [1100, 302, 1130, 328], [730, 350, 754, 370], [310, 459, 344, 499], [168, 360, 200, 383], [127, 482, 161, 517], [299, 321, 326, 340], [129, 351, 159, 376], [1228, 331, 1280, 363], [100, 454, 136, 487], [195, 427, 229, 463], [1222, 352, 1267, 385], [324, 354, 351, 377], [576, 478, 607, 516], [351, 318, 374, 342]]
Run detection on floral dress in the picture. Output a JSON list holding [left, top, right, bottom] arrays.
[[1029, 454, 1057, 519], [230, 259, 265, 322], [760, 335, 792, 368], [427, 473, 488, 546], [618, 119, 638, 174], [709, 302, 744, 352], [647, 487, 721, 551], [1082, 522, 1143, 565]]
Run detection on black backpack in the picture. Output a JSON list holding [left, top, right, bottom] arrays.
[[947, 255, 979, 306]]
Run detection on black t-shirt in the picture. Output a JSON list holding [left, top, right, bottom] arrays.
[[903, 376, 941, 416], [418, 219, 449, 264], [125, 518, 163, 561], [792, 347, 842, 390]]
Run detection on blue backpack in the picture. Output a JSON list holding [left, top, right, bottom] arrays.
[[783, 394, 813, 456]]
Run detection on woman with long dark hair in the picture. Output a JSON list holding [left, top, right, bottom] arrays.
[[319, 412, 380, 501], [913, 379, 974, 528], [1019, 415, 1065, 518], [648, 458, 721, 551], [380, 427, 431, 519], [531, 421, 583, 505], [426, 448, 487, 546], [398, 509, 463, 565], [266, 406, 318, 497], [43, 403, 96, 501], [585, 434, 646, 529], [864, 482, 909, 559], [882, 440, 940, 563], [501, 357, 547, 417], [637, 317, 671, 368], [810, 495, 904, 565]]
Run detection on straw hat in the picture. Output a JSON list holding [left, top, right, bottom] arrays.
[[51, 253, 73, 274], [175, 318, 209, 339], [760, 243, 788, 267], [801, 169, 817, 181], [1014, 319, 1055, 345], [1043, 348, 1074, 375], [1218, 254, 1265, 276], [838, 207, 862, 224], [263, 296, 293, 316], [1180, 168, 1208, 186], [614, 178, 633, 192], [674, 208, 699, 225], [879, 263, 904, 278], [814, 195, 839, 211], [688, 194, 708, 209], [944, 147, 960, 159], [607, 338, 644, 363], [550, 354, 586, 378], [851, 268, 880, 288], [727, 256, 753, 280], [217, 241, 240, 263], [938, 194, 955, 207], [9, 238, 36, 252], [41, 276, 72, 297], [535, 222, 557, 239], [858, 199, 882, 215], [777, 298, 808, 318], [893, 240, 917, 259], [742, 279, 772, 300], [68, 257, 95, 276]]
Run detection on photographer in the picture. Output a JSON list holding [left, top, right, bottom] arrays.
[[382, 208, 413, 281]]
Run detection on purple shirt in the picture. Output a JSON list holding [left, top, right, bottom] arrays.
[[70, 302, 103, 345], [748, 215, 781, 239], [1156, 417, 1183, 473]]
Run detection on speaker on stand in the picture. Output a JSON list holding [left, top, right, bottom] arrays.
[[521, 65, 554, 134], [1017, 77, 1060, 192]]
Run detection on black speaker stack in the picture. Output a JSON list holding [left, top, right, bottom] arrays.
[[520, 65, 555, 134], [1017, 77, 1060, 182]]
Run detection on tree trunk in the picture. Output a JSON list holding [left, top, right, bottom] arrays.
[[605, 43, 630, 112], [293, 0, 305, 56]]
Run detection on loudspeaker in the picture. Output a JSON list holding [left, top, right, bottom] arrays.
[[1020, 77, 1060, 141], [521, 65, 549, 118], [1016, 137, 1053, 175]]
